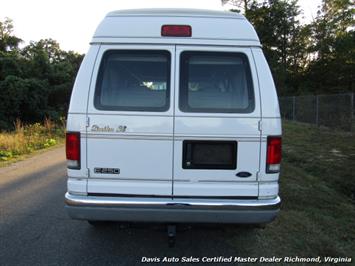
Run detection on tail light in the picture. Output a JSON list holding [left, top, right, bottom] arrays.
[[66, 132, 80, 169], [161, 25, 192, 37], [266, 136, 282, 173]]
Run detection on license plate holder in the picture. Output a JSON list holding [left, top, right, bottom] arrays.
[[183, 140, 237, 170]]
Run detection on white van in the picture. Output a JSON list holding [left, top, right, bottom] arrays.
[[65, 8, 282, 225]]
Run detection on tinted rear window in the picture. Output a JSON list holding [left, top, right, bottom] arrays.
[[95, 50, 170, 111], [179, 52, 255, 113]]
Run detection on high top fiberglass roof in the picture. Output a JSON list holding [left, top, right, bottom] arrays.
[[92, 8, 260, 46], [106, 8, 245, 19]]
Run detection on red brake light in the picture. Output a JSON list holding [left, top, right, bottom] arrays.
[[66, 132, 80, 169], [161, 25, 192, 37], [266, 136, 282, 173]]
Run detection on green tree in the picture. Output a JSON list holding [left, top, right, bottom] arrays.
[[0, 18, 84, 130], [20, 39, 84, 119], [245, 0, 304, 94], [47, 50, 84, 114], [221, 0, 257, 14], [0, 18, 23, 80], [305, 0, 355, 93], [0, 18, 22, 52]]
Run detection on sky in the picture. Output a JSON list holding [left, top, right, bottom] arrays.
[[0, 0, 322, 54]]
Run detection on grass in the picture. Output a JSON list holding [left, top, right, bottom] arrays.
[[0, 118, 65, 167], [229, 121, 355, 261]]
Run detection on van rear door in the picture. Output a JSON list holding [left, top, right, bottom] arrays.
[[173, 46, 261, 197], [86, 45, 175, 196]]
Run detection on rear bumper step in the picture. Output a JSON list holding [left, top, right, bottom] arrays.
[[65, 192, 281, 224]]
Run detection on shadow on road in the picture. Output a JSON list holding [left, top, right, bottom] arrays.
[[70, 222, 258, 265]]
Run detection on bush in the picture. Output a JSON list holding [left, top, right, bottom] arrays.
[[0, 119, 64, 162]]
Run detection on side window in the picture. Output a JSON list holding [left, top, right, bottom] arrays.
[[179, 52, 255, 113], [94, 50, 170, 111]]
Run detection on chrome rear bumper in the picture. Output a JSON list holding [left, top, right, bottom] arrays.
[[65, 192, 281, 224]]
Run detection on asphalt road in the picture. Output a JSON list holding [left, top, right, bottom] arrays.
[[0, 146, 255, 266]]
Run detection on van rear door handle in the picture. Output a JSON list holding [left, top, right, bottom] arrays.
[[236, 172, 252, 178]]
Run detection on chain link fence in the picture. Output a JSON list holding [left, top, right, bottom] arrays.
[[279, 93, 355, 132]]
